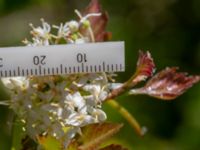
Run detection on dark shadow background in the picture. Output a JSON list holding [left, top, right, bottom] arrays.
[[0, 0, 200, 149]]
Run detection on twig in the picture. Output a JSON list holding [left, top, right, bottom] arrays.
[[105, 73, 138, 100]]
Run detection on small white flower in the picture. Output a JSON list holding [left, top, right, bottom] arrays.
[[33, 37, 49, 46], [65, 92, 86, 112], [53, 23, 70, 38], [30, 19, 51, 39], [1, 77, 29, 90], [68, 20, 79, 32], [83, 84, 108, 102], [92, 108, 107, 122], [66, 113, 95, 127], [74, 9, 101, 25]]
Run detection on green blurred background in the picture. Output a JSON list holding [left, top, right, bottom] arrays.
[[0, 0, 200, 149]]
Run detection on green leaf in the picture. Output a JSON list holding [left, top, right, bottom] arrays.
[[78, 123, 123, 150], [38, 135, 61, 150]]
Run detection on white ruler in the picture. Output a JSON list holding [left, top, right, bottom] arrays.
[[0, 42, 125, 77]]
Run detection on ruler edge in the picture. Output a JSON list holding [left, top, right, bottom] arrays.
[[0, 41, 124, 50]]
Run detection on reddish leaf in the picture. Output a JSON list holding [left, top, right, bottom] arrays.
[[99, 144, 128, 150], [82, 0, 111, 42], [130, 67, 200, 100], [105, 51, 155, 100], [78, 123, 123, 150], [132, 51, 155, 84]]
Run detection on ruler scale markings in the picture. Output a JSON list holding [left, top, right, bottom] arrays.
[[120, 63, 123, 71], [43, 68, 46, 75], [69, 67, 71, 73], [60, 64, 63, 74], [0, 42, 124, 77], [90, 65, 93, 72], [99, 65, 101, 72], [22, 69, 25, 76], [103, 62, 105, 71], [65, 67, 67, 74], [18, 67, 20, 76], [94, 65, 97, 72], [52, 68, 54, 75], [30, 69, 33, 75], [13, 70, 16, 76], [56, 67, 59, 74], [39, 66, 42, 75], [81, 63, 84, 72], [111, 64, 114, 72], [5, 70, 7, 77], [9, 70, 12, 77], [86, 65, 88, 72], [115, 64, 118, 71], [107, 64, 110, 72], [47, 68, 50, 75], [73, 66, 76, 73], [26, 69, 29, 76], [35, 69, 38, 75]]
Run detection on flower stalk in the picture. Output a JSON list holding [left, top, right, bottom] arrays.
[[107, 100, 146, 136]]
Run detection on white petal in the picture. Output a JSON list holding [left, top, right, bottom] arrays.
[[84, 95, 96, 106], [43, 22, 51, 33], [68, 20, 79, 32], [1, 77, 29, 90], [70, 92, 85, 110], [1, 78, 15, 89], [83, 84, 101, 94], [99, 91, 108, 101], [66, 113, 81, 126], [92, 108, 107, 122]]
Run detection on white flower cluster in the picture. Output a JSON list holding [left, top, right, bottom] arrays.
[[23, 10, 101, 46], [1, 10, 110, 148], [2, 74, 108, 147]]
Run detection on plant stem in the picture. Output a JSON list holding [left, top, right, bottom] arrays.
[[107, 100, 146, 136], [88, 26, 95, 42]]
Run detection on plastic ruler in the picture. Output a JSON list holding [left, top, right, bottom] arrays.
[[0, 41, 125, 77]]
